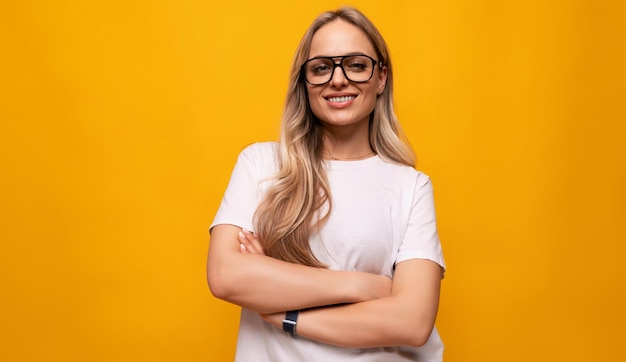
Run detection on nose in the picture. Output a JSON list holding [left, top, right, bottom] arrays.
[[329, 63, 349, 87]]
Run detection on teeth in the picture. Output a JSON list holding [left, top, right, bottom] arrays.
[[327, 96, 355, 103]]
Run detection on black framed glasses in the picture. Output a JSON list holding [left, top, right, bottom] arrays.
[[301, 54, 383, 85]]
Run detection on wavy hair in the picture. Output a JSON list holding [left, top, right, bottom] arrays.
[[254, 6, 416, 268]]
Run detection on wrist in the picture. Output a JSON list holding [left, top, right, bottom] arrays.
[[340, 271, 366, 303], [350, 271, 392, 302]]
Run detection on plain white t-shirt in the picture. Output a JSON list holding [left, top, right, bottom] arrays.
[[211, 142, 446, 362]]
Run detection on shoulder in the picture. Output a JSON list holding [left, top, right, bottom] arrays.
[[240, 141, 279, 159], [375, 157, 432, 188], [236, 142, 280, 178], [237, 142, 279, 167]]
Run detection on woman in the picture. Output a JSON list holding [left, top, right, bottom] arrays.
[[207, 6, 445, 362]]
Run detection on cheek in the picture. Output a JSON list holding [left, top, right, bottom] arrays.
[[307, 89, 323, 115], [362, 87, 379, 109]]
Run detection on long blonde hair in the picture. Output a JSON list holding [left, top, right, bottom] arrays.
[[254, 7, 416, 268]]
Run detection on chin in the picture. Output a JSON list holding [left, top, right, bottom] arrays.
[[321, 118, 367, 128]]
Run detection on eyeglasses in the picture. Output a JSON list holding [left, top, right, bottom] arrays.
[[301, 54, 383, 85]]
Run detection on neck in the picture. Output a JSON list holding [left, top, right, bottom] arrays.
[[321, 120, 373, 160]]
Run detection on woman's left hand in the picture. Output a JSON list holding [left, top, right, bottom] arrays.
[[238, 228, 265, 255], [259, 311, 283, 328]]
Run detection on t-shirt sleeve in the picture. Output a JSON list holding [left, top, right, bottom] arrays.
[[395, 173, 446, 270], [210, 144, 269, 233]]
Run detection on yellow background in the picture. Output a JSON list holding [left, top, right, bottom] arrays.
[[1, 0, 624, 361]]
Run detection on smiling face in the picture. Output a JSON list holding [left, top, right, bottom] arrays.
[[306, 19, 387, 132]]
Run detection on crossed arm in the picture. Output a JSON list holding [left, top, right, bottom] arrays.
[[207, 224, 443, 348]]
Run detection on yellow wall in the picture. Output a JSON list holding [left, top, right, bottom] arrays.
[[1, 1, 624, 361]]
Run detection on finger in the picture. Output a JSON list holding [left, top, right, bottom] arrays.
[[241, 229, 263, 254], [242, 229, 265, 255], [238, 231, 251, 253], [239, 230, 262, 254]]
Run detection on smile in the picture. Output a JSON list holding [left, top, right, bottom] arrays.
[[326, 95, 357, 103]]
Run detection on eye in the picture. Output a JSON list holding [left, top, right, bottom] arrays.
[[344, 57, 370, 72], [307, 60, 333, 75], [312, 64, 330, 74]]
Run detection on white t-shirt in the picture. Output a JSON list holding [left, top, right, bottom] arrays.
[[211, 142, 446, 362]]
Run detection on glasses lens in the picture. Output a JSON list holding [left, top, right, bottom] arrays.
[[342, 55, 374, 82], [304, 58, 335, 85]]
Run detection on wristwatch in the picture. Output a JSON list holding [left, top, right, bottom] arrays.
[[282, 310, 299, 336]]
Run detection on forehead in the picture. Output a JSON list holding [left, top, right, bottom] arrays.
[[309, 19, 376, 58]]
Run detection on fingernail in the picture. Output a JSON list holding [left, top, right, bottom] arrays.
[[238, 231, 245, 239], [240, 244, 247, 251]]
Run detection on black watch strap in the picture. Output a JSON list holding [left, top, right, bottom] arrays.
[[282, 310, 299, 336]]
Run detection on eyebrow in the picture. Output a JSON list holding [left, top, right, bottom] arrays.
[[308, 52, 371, 59]]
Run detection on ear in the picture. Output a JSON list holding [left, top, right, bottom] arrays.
[[376, 65, 388, 95]]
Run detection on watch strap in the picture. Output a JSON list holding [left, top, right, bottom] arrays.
[[282, 310, 299, 336]]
